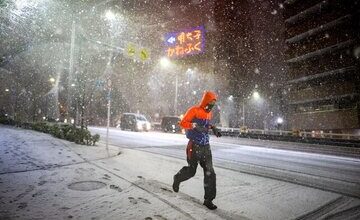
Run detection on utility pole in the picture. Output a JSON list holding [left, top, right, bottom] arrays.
[[242, 101, 245, 127], [106, 79, 111, 157], [66, 21, 76, 123], [105, 57, 112, 158]]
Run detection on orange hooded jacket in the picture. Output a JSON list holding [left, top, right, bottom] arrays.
[[179, 91, 217, 145]]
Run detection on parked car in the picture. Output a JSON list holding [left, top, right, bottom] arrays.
[[120, 113, 151, 132], [161, 116, 181, 133]]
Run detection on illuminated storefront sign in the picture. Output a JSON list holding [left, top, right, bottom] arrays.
[[164, 26, 205, 58]]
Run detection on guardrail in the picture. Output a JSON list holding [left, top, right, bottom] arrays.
[[216, 127, 360, 147], [217, 127, 360, 140], [299, 131, 360, 140]]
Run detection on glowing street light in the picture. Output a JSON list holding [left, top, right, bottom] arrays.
[[105, 10, 116, 21], [252, 91, 260, 100], [276, 117, 284, 124], [186, 68, 194, 76], [5, 88, 9, 92], [160, 57, 171, 68], [276, 117, 284, 131], [49, 77, 55, 83], [14, 0, 26, 9]]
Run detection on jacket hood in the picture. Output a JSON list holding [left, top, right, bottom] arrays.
[[199, 91, 217, 108]]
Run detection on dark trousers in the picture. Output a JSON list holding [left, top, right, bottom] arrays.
[[174, 140, 216, 201]]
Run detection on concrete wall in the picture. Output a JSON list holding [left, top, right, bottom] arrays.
[[286, 82, 356, 103], [289, 108, 359, 130]]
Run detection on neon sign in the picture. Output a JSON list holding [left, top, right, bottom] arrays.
[[164, 26, 205, 58]]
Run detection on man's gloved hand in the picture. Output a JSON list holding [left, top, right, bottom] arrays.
[[192, 123, 209, 133], [211, 126, 222, 137]]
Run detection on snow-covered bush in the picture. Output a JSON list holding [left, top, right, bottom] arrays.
[[0, 119, 100, 146], [0, 115, 15, 125]]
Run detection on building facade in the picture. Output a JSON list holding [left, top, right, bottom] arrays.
[[281, 0, 360, 133]]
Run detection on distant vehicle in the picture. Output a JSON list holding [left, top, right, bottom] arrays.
[[120, 113, 151, 132], [161, 116, 181, 133], [240, 126, 249, 134]]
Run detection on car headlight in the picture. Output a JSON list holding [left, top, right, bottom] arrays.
[[146, 122, 151, 130], [137, 122, 143, 130]]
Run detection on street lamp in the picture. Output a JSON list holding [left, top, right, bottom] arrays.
[[276, 117, 284, 131], [252, 91, 260, 100], [160, 57, 171, 68], [105, 10, 116, 21]]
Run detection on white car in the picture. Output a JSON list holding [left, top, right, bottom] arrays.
[[119, 113, 151, 132]]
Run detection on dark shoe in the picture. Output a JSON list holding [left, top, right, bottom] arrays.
[[203, 200, 217, 210], [172, 176, 179, 193]]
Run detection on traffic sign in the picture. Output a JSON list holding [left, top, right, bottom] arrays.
[[126, 43, 150, 62], [139, 48, 149, 61], [127, 44, 136, 57]]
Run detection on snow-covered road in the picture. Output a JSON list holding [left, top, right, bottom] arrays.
[[1, 126, 360, 219], [89, 127, 360, 198]]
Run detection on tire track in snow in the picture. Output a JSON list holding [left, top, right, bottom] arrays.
[[125, 144, 360, 199]]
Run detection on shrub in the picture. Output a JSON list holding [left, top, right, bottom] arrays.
[[49, 124, 64, 139], [1, 118, 100, 146], [64, 125, 78, 142], [59, 124, 99, 146], [0, 115, 15, 125], [32, 122, 50, 133], [91, 134, 100, 145], [74, 128, 91, 145]]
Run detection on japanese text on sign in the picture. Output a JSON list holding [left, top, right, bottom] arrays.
[[164, 26, 205, 58]]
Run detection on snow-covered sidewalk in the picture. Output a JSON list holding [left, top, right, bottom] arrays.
[[1, 126, 357, 220]]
